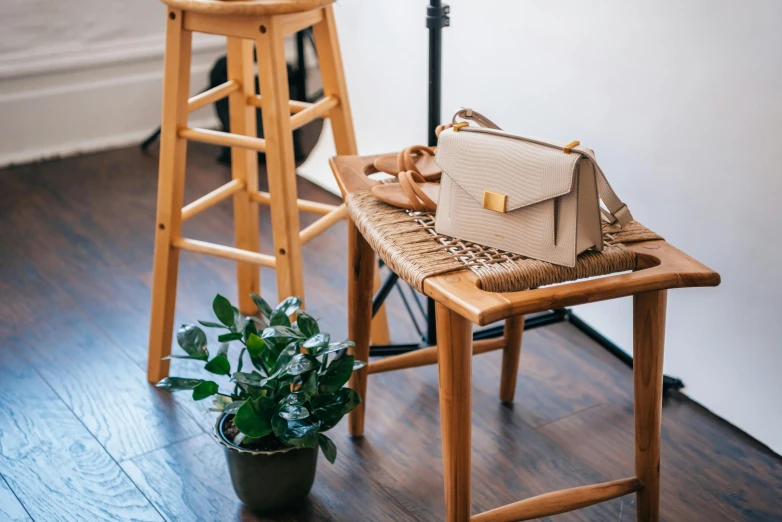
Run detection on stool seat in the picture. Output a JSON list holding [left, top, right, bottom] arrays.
[[161, 0, 336, 16], [330, 153, 720, 325]]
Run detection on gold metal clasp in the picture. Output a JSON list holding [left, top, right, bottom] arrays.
[[453, 122, 469, 132], [483, 190, 507, 213], [563, 140, 580, 154]]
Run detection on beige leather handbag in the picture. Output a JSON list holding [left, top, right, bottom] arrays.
[[434, 109, 633, 267]]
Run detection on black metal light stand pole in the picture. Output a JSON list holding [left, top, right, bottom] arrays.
[[423, 0, 450, 345]]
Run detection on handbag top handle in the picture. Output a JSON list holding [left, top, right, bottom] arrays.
[[449, 108, 633, 226]]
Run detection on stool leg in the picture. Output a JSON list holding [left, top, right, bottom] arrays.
[[256, 18, 305, 304], [347, 218, 374, 437], [633, 290, 667, 522], [311, 5, 356, 156], [146, 9, 192, 383], [435, 303, 473, 522], [499, 314, 525, 403], [312, 6, 391, 345], [226, 37, 261, 315]]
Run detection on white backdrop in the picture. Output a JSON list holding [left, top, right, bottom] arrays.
[[300, 0, 782, 454]]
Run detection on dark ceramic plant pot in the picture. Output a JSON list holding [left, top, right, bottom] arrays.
[[214, 414, 318, 513]]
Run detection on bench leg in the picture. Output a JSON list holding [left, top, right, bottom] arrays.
[[633, 290, 667, 522], [499, 315, 525, 403], [347, 218, 374, 437], [436, 303, 473, 522]]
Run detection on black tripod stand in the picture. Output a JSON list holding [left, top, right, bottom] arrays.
[[367, 1, 567, 357]]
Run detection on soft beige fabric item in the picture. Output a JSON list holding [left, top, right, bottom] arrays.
[[434, 109, 632, 267]]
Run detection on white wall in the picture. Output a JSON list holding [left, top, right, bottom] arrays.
[[307, 0, 782, 453], [0, 0, 226, 166]]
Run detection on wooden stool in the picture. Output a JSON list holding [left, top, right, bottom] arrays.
[[146, 0, 389, 383], [330, 154, 721, 522]]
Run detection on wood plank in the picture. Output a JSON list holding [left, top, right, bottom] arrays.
[[0, 476, 32, 522], [469, 323, 627, 429], [122, 433, 417, 522], [538, 396, 782, 521], [0, 252, 203, 462], [0, 348, 162, 521]]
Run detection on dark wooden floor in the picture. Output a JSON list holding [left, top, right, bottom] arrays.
[[0, 142, 780, 522]]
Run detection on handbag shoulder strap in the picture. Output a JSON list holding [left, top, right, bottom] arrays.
[[451, 108, 633, 226]]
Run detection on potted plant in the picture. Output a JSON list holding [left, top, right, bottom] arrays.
[[156, 293, 365, 513]]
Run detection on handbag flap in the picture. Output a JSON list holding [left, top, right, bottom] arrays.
[[435, 127, 580, 212]]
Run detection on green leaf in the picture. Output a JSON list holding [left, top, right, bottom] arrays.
[[245, 333, 266, 358], [296, 311, 319, 339], [316, 340, 354, 357], [198, 320, 227, 329], [246, 315, 268, 329], [275, 296, 302, 316], [192, 380, 219, 401], [273, 342, 300, 374], [233, 432, 261, 446], [233, 310, 246, 334], [271, 416, 318, 448], [278, 404, 310, 421], [175, 325, 208, 360], [303, 332, 330, 352], [269, 309, 291, 328], [205, 354, 231, 375], [318, 433, 337, 464], [250, 293, 274, 319], [285, 353, 319, 376], [212, 294, 235, 326], [319, 355, 355, 394], [233, 371, 265, 387], [262, 325, 306, 340], [223, 400, 245, 414], [234, 396, 276, 438], [311, 387, 361, 428], [156, 377, 203, 392], [217, 332, 243, 343], [301, 372, 318, 397], [243, 320, 258, 342]]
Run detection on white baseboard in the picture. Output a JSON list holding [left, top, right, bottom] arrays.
[[0, 34, 224, 167]]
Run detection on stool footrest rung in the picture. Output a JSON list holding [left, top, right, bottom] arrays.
[[299, 203, 347, 245], [368, 337, 506, 375], [290, 95, 339, 130], [179, 127, 266, 152], [249, 191, 341, 215], [173, 237, 276, 268], [188, 80, 240, 113], [181, 179, 245, 222], [470, 477, 642, 522], [246, 95, 311, 114]]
